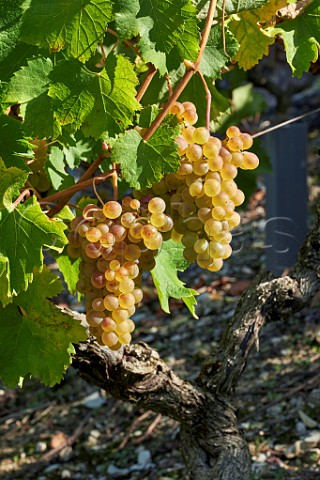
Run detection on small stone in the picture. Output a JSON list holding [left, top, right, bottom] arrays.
[[80, 391, 106, 409], [301, 430, 320, 450], [269, 404, 282, 416], [295, 421, 307, 436], [256, 453, 267, 463], [284, 441, 301, 458], [44, 464, 60, 473], [61, 469, 72, 479], [137, 448, 152, 468], [309, 388, 320, 407], [107, 464, 130, 477], [35, 441, 47, 453], [298, 410, 318, 429]]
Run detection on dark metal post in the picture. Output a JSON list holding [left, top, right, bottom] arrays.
[[263, 122, 308, 276]]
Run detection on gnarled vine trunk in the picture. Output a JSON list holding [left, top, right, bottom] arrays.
[[72, 203, 320, 480]]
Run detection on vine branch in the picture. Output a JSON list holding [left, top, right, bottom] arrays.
[[142, 0, 217, 142]]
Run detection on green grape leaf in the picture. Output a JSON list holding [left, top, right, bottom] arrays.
[[173, 1, 199, 62], [0, 269, 87, 387], [0, 255, 11, 307], [45, 146, 75, 190], [0, 114, 30, 170], [49, 55, 140, 140], [0, 0, 23, 69], [151, 240, 198, 317], [269, 1, 320, 77], [229, 10, 275, 70], [4, 57, 61, 138], [62, 135, 99, 169], [138, 0, 193, 55], [111, 121, 181, 190], [137, 19, 168, 75], [0, 164, 67, 295], [201, 24, 239, 78], [216, 0, 268, 15], [55, 253, 81, 296], [0, 160, 29, 210], [20, 0, 113, 62]]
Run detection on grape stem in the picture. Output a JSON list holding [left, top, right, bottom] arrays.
[[197, 70, 211, 132], [12, 189, 31, 209], [136, 64, 158, 102], [142, 0, 218, 142], [112, 163, 118, 201]]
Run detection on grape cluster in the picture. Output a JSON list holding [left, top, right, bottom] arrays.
[[67, 197, 173, 349], [69, 101, 260, 349], [148, 101, 259, 272]]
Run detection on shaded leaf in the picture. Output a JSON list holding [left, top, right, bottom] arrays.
[[151, 240, 198, 317]]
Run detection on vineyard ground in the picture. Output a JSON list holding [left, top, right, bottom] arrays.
[[0, 142, 319, 480]]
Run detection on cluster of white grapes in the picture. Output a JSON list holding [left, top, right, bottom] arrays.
[[67, 197, 173, 349], [147, 101, 259, 271], [69, 101, 259, 349]]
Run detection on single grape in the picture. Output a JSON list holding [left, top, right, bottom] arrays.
[[100, 232, 115, 248], [101, 317, 117, 332], [212, 206, 226, 220], [92, 298, 105, 312], [148, 197, 166, 214], [143, 231, 162, 250], [192, 127, 210, 145], [227, 137, 243, 152], [194, 238, 209, 254], [125, 243, 141, 261], [208, 241, 226, 258], [183, 108, 198, 125], [204, 178, 221, 197], [119, 293, 135, 309], [231, 189, 245, 206], [193, 160, 209, 176], [198, 207, 212, 223], [231, 152, 244, 167], [207, 258, 223, 272], [182, 231, 198, 247], [103, 201, 122, 219], [121, 212, 136, 228], [91, 271, 106, 289], [103, 295, 119, 311], [112, 309, 129, 323], [168, 101, 184, 117], [239, 133, 253, 150], [220, 164, 238, 181], [87, 309, 104, 327], [181, 126, 196, 144], [242, 152, 259, 170], [119, 278, 135, 294], [186, 144, 203, 162], [204, 219, 223, 237], [101, 331, 119, 347], [85, 243, 102, 259], [132, 288, 143, 304], [118, 332, 132, 345], [226, 126, 241, 138], [175, 135, 188, 155]]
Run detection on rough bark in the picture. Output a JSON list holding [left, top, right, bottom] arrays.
[[72, 204, 320, 480]]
